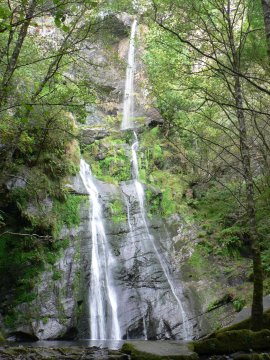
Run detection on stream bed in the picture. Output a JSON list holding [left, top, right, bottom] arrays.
[[0, 340, 194, 360]]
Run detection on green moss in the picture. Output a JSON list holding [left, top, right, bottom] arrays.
[[42, 316, 49, 325], [0, 233, 43, 306], [109, 198, 126, 224], [207, 294, 233, 312], [99, 155, 130, 182], [0, 195, 83, 323], [212, 310, 270, 334], [161, 188, 176, 217], [0, 117, 82, 322], [16, 291, 37, 304], [52, 194, 83, 237], [82, 135, 131, 184], [146, 188, 162, 217], [83, 140, 100, 158], [188, 246, 208, 272], [121, 343, 198, 360], [52, 270, 62, 281], [10, 188, 30, 211], [233, 297, 246, 312], [4, 312, 17, 328], [190, 185, 250, 259], [138, 139, 186, 214], [143, 170, 185, 217], [194, 329, 270, 355]]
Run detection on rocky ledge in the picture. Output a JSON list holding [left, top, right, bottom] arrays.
[[122, 341, 198, 360], [0, 346, 129, 360]]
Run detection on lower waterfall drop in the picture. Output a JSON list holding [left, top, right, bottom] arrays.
[[80, 159, 121, 340], [130, 132, 192, 340]]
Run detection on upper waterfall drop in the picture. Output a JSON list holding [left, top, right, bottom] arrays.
[[121, 19, 137, 130]]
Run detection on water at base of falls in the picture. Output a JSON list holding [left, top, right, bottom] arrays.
[[80, 160, 121, 340]]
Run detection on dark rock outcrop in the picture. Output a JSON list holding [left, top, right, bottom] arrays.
[[80, 127, 111, 146], [0, 346, 128, 360]]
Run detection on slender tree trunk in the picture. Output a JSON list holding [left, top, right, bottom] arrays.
[[234, 74, 264, 331], [261, 0, 270, 60], [226, 0, 264, 328], [0, 0, 37, 106]]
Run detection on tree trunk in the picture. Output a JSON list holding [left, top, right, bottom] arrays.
[[234, 74, 264, 331], [227, 0, 264, 327], [0, 0, 37, 106], [261, 0, 270, 60]]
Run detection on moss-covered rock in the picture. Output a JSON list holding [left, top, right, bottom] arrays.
[[194, 329, 270, 355], [82, 134, 131, 185], [121, 342, 199, 360], [109, 198, 127, 224], [207, 310, 270, 337]]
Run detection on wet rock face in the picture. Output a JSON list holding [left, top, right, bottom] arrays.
[[115, 182, 192, 340], [8, 225, 82, 341], [80, 128, 111, 146], [78, 179, 195, 341], [82, 15, 162, 132], [2, 187, 86, 341]]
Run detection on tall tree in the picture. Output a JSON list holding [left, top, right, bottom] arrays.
[[145, 0, 269, 330], [0, 0, 100, 175], [261, 0, 270, 58], [0, 0, 38, 106]]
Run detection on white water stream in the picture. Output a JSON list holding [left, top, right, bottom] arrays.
[[131, 134, 192, 339], [80, 160, 121, 340], [79, 17, 191, 341], [121, 19, 192, 340], [121, 20, 137, 130]]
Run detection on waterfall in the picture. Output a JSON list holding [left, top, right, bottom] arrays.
[[121, 20, 137, 130], [80, 159, 121, 340], [130, 134, 192, 339], [78, 16, 192, 341], [121, 19, 192, 340]]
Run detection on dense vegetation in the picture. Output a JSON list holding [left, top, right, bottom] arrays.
[[0, 0, 104, 324], [142, 0, 270, 331], [1, 0, 270, 340], [106, 0, 270, 330]]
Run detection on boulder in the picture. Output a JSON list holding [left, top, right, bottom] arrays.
[[80, 127, 111, 145]]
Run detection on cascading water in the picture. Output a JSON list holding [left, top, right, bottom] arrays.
[[121, 19, 192, 340], [121, 20, 137, 130], [78, 17, 192, 342], [130, 133, 192, 339], [80, 160, 121, 340]]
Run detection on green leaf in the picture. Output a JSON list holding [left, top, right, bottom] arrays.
[[20, 118, 29, 124], [0, 5, 11, 19], [24, 104, 33, 111], [54, 17, 61, 28], [62, 25, 70, 32]]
